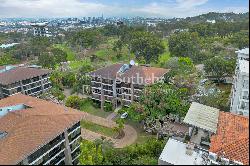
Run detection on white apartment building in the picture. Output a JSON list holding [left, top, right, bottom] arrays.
[[230, 48, 249, 116], [31, 22, 52, 37]]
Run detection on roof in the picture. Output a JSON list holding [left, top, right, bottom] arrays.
[[209, 112, 249, 165], [89, 63, 123, 80], [0, 94, 84, 165], [239, 60, 249, 74], [89, 63, 169, 85], [159, 138, 205, 165], [183, 102, 219, 133], [0, 66, 51, 85]]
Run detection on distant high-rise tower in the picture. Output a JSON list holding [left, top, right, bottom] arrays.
[[230, 48, 249, 116]]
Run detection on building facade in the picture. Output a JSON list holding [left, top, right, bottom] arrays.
[[31, 22, 52, 37], [89, 63, 169, 109], [230, 48, 249, 116], [159, 102, 249, 165], [0, 94, 84, 165], [0, 65, 52, 99]]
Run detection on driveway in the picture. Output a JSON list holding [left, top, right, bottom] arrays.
[[81, 112, 138, 148]]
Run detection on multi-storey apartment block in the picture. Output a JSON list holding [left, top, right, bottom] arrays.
[[89, 63, 169, 109], [230, 48, 249, 116], [31, 22, 52, 37], [0, 94, 84, 165], [0, 65, 52, 99], [159, 102, 249, 165]]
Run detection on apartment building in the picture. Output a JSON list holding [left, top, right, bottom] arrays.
[[0, 94, 84, 165], [31, 22, 52, 37], [230, 48, 249, 116], [159, 102, 249, 165], [0, 65, 52, 99], [89, 62, 169, 109]]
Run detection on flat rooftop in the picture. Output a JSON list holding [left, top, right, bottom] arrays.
[[0, 94, 84, 165], [239, 60, 249, 74], [183, 102, 219, 133], [159, 138, 207, 165], [0, 65, 51, 85]]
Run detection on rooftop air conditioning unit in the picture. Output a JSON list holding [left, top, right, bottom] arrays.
[[208, 152, 217, 161]]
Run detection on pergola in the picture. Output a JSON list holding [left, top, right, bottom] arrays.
[[183, 102, 220, 133]]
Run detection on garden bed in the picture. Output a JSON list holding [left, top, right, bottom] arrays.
[[81, 120, 116, 138]]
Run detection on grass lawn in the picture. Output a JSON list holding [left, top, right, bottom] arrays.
[[125, 120, 156, 145], [81, 120, 115, 138], [80, 99, 110, 118], [216, 83, 232, 92], [68, 58, 93, 70], [53, 44, 76, 61]]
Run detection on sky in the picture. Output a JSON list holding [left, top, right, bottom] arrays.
[[0, 0, 249, 18]]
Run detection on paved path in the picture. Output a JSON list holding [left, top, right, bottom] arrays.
[[80, 111, 137, 148], [106, 106, 121, 121]]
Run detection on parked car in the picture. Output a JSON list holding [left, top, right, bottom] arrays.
[[120, 112, 128, 119]]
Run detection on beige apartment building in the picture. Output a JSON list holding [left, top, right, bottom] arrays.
[[0, 94, 84, 165], [0, 65, 52, 99], [89, 63, 169, 109]]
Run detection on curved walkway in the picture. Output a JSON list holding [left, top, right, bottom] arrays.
[[80, 112, 138, 148]]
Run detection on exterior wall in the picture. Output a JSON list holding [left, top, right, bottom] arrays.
[[230, 70, 249, 116], [0, 73, 51, 99], [230, 51, 249, 116], [90, 76, 145, 108], [18, 121, 81, 165], [33, 27, 50, 37]]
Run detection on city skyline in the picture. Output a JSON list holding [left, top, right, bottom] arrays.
[[0, 0, 249, 18]]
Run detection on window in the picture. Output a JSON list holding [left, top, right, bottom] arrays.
[[243, 80, 249, 89]]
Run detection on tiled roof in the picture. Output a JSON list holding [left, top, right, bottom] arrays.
[[0, 94, 84, 165], [209, 112, 249, 165], [0, 66, 51, 85], [89, 63, 124, 80], [89, 63, 169, 85]]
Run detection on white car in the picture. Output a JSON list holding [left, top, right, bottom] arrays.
[[120, 112, 128, 119]]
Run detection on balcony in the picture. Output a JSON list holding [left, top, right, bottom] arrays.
[[92, 93, 101, 100], [122, 99, 131, 106], [104, 95, 113, 102], [91, 82, 101, 88], [102, 78, 113, 85]]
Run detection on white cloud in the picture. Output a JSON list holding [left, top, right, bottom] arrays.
[[132, 1, 248, 18], [176, 0, 209, 9], [0, 0, 248, 18], [0, 0, 115, 18]]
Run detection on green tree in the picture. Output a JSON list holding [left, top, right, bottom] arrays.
[[141, 84, 190, 119], [227, 31, 249, 49], [50, 71, 64, 89], [204, 56, 236, 81], [65, 95, 82, 109], [113, 119, 125, 138], [0, 53, 18, 66], [168, 32, 202, 63], [79, 139, 104, 165], [62, 72, 76, 88], [70, 29, 103, 52], [130, 31, 165, 64]]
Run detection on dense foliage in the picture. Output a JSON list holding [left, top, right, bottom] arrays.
[[79, 138, 165, 165]]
